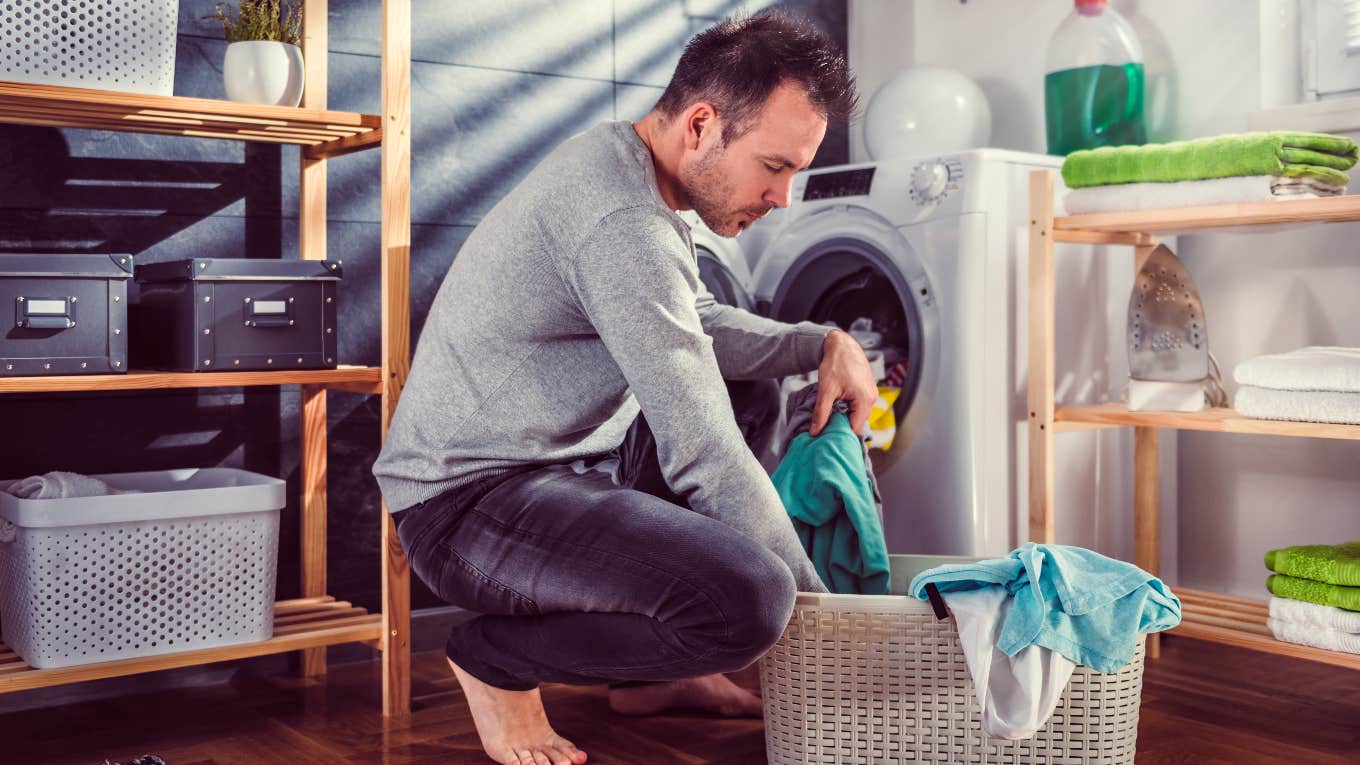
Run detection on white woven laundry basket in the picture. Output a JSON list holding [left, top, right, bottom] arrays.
[[760, 555, 1145, 764]]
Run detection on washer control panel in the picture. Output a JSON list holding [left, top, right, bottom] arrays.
[[908, 158, 963, 206], [802, 167, 876, 201]]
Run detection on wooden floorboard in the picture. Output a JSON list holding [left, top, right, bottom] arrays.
[[0, 634, 1356, 764]]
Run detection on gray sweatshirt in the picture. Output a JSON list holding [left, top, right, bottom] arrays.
[[372, 121, 832, 591]]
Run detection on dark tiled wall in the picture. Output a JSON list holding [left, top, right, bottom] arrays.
[[0, 0, 847, 613]]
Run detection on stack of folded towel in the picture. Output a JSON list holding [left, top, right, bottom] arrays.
[[1265, 541, 1360, 654], [1061, 131, 1358, 214], [1234, 347, 1360, 425]]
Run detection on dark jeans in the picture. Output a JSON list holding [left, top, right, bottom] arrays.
[[392, 379, 796, 691]]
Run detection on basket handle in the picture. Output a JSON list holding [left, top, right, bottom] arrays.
[[924, 582, 948, 620]]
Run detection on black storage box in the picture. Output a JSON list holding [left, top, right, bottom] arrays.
[[132, 258, 341, 372], [0, 253, 132, 376]]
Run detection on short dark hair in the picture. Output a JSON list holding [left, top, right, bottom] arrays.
[[654, 11, 857, 145]]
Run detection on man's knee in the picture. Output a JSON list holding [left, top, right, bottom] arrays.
[[723, 553, 797, 667], [676, 542, 796, 671]]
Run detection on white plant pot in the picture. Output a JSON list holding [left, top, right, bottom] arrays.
[[224, 41, 304, 107]]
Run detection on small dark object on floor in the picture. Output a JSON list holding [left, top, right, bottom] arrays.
[[105, 756, 166, 765]]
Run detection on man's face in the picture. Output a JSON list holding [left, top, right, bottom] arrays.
[[679, 82, 827, 238]]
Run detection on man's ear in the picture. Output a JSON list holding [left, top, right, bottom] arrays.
[[684, 102, 718, 151]]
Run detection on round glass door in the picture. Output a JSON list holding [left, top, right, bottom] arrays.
[[769, 237, 930, 469], [697, 246, 754, 311]]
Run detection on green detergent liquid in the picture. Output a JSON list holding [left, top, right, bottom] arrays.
[[1044, 62, 1146, 156]]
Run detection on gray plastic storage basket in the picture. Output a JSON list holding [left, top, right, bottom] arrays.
[[0, 468, 283, 669], [0, 1, 178, 96], [760, 554, 1145, 764]]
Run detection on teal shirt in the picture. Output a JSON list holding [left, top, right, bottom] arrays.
[[772, 412, 890, 595]]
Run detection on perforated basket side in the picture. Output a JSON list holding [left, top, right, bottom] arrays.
[[0, 510, 279, 669], [759, 601, 1145, 765], [0, 1, 178, 96]]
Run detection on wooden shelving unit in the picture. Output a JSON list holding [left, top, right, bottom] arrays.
[[0, 0, 414, 716], [1029, 169, 1360, 671]]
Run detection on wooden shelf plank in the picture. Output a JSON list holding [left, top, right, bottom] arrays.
[[0, 365, 382, 394], [1054, 194, 1360, 235], [304, 128, 384, 159], [0, 80, 381, 150], [1171, 621, 1360, 671], [1054, 403, 1360, 440], [1051, 229, 1157, 246], [0, 598, 382, 693], [1169, 587, 1360, 670], [1178, 586, 1272, 615]]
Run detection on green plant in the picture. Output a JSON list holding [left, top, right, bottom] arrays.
[[208, 0, 303, 46]]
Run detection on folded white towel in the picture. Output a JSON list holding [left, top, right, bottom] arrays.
[[1270, 596, 1360, 634], [5, 470, 137, 499], [1235, 384, 1360, 425], [1234, 346, 1360, 393], [1267, 617, 1360, 654], [1064, 175, 1344, 215]]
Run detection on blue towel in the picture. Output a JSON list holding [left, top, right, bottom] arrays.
[[908, 543, 1181, 673], [773, 411, 891, 595]]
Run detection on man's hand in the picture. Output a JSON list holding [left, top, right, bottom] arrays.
[[810, 329, 878, 437]]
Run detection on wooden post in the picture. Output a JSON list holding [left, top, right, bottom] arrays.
[[1134, 425, 1161, 659], [298, 0, 329, 679], [1028, 170, 1056, 545], [381, 0, 413, 718], [299, 0, 328, 263], [1133, 240, 1162, 659], [298, 384, 328, 677]]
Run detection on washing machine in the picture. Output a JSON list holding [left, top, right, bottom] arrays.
[[681, 209, 757, 311], [746, 149, 1177, 562]]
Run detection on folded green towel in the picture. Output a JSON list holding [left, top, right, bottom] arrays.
[[1062, 131, 1359, 188], [1267, 574, 1360, 612], [1265, 541, 1360, 586]]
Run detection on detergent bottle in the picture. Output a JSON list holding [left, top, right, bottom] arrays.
[[1044, 0, 1147, 156]]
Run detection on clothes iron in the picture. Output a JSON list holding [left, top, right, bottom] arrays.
[[1127, 244, 1221, 411]]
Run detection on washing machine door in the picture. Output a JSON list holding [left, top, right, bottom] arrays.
[[695, 241, 755, 311], [681, 211, 756, 311], [753, 205, 940, 472]]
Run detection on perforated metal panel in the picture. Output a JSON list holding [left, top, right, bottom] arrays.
[[760, 600, 1146, 764], [0, 511, 279, 669], [0, 1, 178, 96]]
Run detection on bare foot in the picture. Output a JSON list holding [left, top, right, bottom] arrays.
[[607, 673, 764, 717], [448, 657, 588, 765]]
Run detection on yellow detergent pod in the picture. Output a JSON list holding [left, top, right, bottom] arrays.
[[867, 386, 900, 450]]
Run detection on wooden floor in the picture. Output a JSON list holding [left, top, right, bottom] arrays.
[[4, 635, 1358, 764]]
